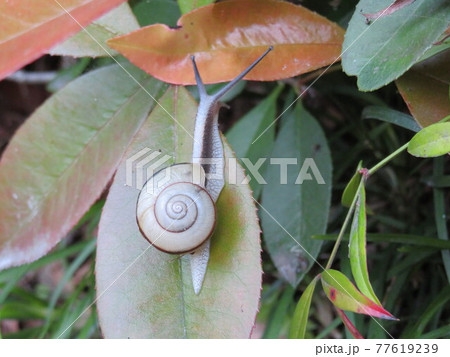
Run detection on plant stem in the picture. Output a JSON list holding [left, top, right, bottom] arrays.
[[326, 139, 413, 270], [325, 180, 362, 270], [367, 142, 409, 176]]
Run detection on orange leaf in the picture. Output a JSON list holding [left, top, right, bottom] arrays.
[[107, 0, 345, 85], [0, 0, 126, 80]]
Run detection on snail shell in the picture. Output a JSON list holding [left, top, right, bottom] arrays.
[[136, 163, 216, 254]]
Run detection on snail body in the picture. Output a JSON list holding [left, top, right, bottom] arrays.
[[136, 47, 273, 293]]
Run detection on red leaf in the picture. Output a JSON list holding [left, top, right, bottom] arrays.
[[107, 0, 344, 85], [335, 308, 365, 339], [321, 269, 398, 320], [0, 0, 126, 80], [0, 64, 166, 270]]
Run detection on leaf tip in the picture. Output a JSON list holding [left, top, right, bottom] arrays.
[[365, 300, 398, 321]]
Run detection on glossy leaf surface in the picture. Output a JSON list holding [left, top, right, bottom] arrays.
[[0, 64, 166, 270], [261, 102, 332, 286], [321, 269, 396, 320], [408, 123, 450, 158], [96, 87, 262, 338], [342, 0, 450, 91], [0, 0, 126, 80], [396, 50, 450, 127], [107, 0, 345, 84]]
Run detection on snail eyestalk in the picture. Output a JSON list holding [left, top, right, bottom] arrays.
[[190, 46, 273, 104]]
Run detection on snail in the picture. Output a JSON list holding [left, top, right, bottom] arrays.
[[136, 47, 273, 293]]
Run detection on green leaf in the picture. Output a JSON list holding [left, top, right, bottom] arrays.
[[133, 0, 181, 27], [227, 85, 282, 156], [96, 87, 262, 338], [349, 183, 380, 305], [396, 50, 450, 127], [261, 102, 332, 286], [341, 161, 362, 207], [289, 277, 318, 339], [0, 63, 166, 270], [49, 3, 139, 57], [407, 122, 450, 157], [177, 0, 215, 14], [321, 269, 396, 320], [226, 85, 283, 197], [362, 106, 422, 132], [342, 0, 450, 91]]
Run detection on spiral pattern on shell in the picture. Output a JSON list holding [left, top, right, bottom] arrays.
[[136, 163, 216, 254]]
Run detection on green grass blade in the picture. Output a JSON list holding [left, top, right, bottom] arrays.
[[421, 324, 450, 339], [263, 285, 294, 338], [387, 251, 435, 279], [289, 277, 318, 339], [38, 239, 96, 338], [401, 286, 450, 338], [314, 317, 341, 339]]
